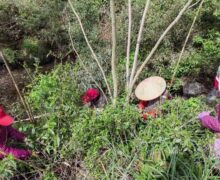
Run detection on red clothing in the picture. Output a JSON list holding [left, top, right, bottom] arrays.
[[82, 88, 100, 104], [138, 101, 158, 120], [138, 101, 148, 110], [138, 90, 171, 120], [0, 126, 31, 159]]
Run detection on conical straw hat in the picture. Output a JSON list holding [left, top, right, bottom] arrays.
[[135, 76, 166, 101]]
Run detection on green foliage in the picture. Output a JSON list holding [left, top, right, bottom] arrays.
[[0, 0, 68, 65], [23, 64, 82, 163], [21, 37, 49, 65], [2, 48, 16, 64], [69, 100, 140, 154], [8, 62, 216, 179], [22, 38, 40, 57], [0, 155, 17, 179], [2, 0, 220, 178], [76, 97, 214, 179], [27, 63, 81, 111], [194, 30, 220, 59]]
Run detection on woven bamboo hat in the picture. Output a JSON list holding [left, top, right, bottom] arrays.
[[135, 76, 166, 101]]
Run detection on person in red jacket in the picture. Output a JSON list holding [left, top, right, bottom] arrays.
[[0, 106, 32, 159], [82, 88, 100, 107], [135, 76, 170, 120]]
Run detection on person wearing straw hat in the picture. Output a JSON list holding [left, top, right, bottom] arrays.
[[0, 106, 32, 159], [135, 76, 170, 120]]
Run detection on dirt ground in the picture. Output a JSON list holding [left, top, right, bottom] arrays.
[[0, 67, 29, 109], [0, 63, 55, 110]]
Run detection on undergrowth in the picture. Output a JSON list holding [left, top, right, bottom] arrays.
[[0, 64, 218, 179]]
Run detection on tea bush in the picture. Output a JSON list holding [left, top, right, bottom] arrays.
[[4, 62, 217, 179], [77, 98, 215, 179], [1, 0, 220, 178], [2, 48, 16, 65], [0, 156, 17, 179]]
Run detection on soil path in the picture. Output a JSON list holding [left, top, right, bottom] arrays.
[[0, 67, 28, 108], [0, 63, 55, 109]]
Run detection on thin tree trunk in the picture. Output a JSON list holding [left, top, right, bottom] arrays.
[[126, 0, 132, 91], [127, 0, 193, 100], [68, 25, 109, 103], [68, 0, 113, 100], [0, 51, 34, 123], [129, 0, 151, 85], [110, 0, 118, 105], [170, 0, 205, 87]]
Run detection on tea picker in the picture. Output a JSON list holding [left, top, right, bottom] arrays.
[[0, 106, 32, 159], [82, 88, 106, 108], [135, 76, 171, 120], [198, 105, 220, 158]]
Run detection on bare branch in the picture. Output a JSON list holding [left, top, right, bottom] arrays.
[[129, 0, 151, 86], [68, 0, 113, 100], [0, 51, 34, 123], [188, 0, 201, 10], [110, 0, 118, 104], [129, 0, 193, 97], [15, 113, 50, 123], [126, 0, 132, 90], [170, 0, 205, 87], [68, 24, 109, 103]]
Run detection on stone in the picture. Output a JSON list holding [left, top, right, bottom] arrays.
[[183, 82, 206, 97]]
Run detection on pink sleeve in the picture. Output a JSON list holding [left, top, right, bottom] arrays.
[[7, 126, 26, 142], [0, 145, 31, 160], [215, 77, 219, 89], [200, 115, 220, 132]]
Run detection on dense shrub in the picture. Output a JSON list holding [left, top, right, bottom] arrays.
[[0, 0, 67, 66], [1, 61, 216, 178], [73, 99, 213, 179], [2, 48, 16, 64], [1, 0, 219, 85], [1, 0, 220, 179], [0, 156, 17, 179]]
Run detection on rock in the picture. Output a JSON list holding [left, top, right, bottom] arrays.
[[183, 82, 206, 97]]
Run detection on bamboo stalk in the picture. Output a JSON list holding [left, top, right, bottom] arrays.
[[0, 51, 34, 123], [170, 0, 205, 87], [68, 0, 113, 101], [126, 0, 132, 91], [129, 0, 151, 86], [110, 0, 118, 105], [128, 0, 193, 100]]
